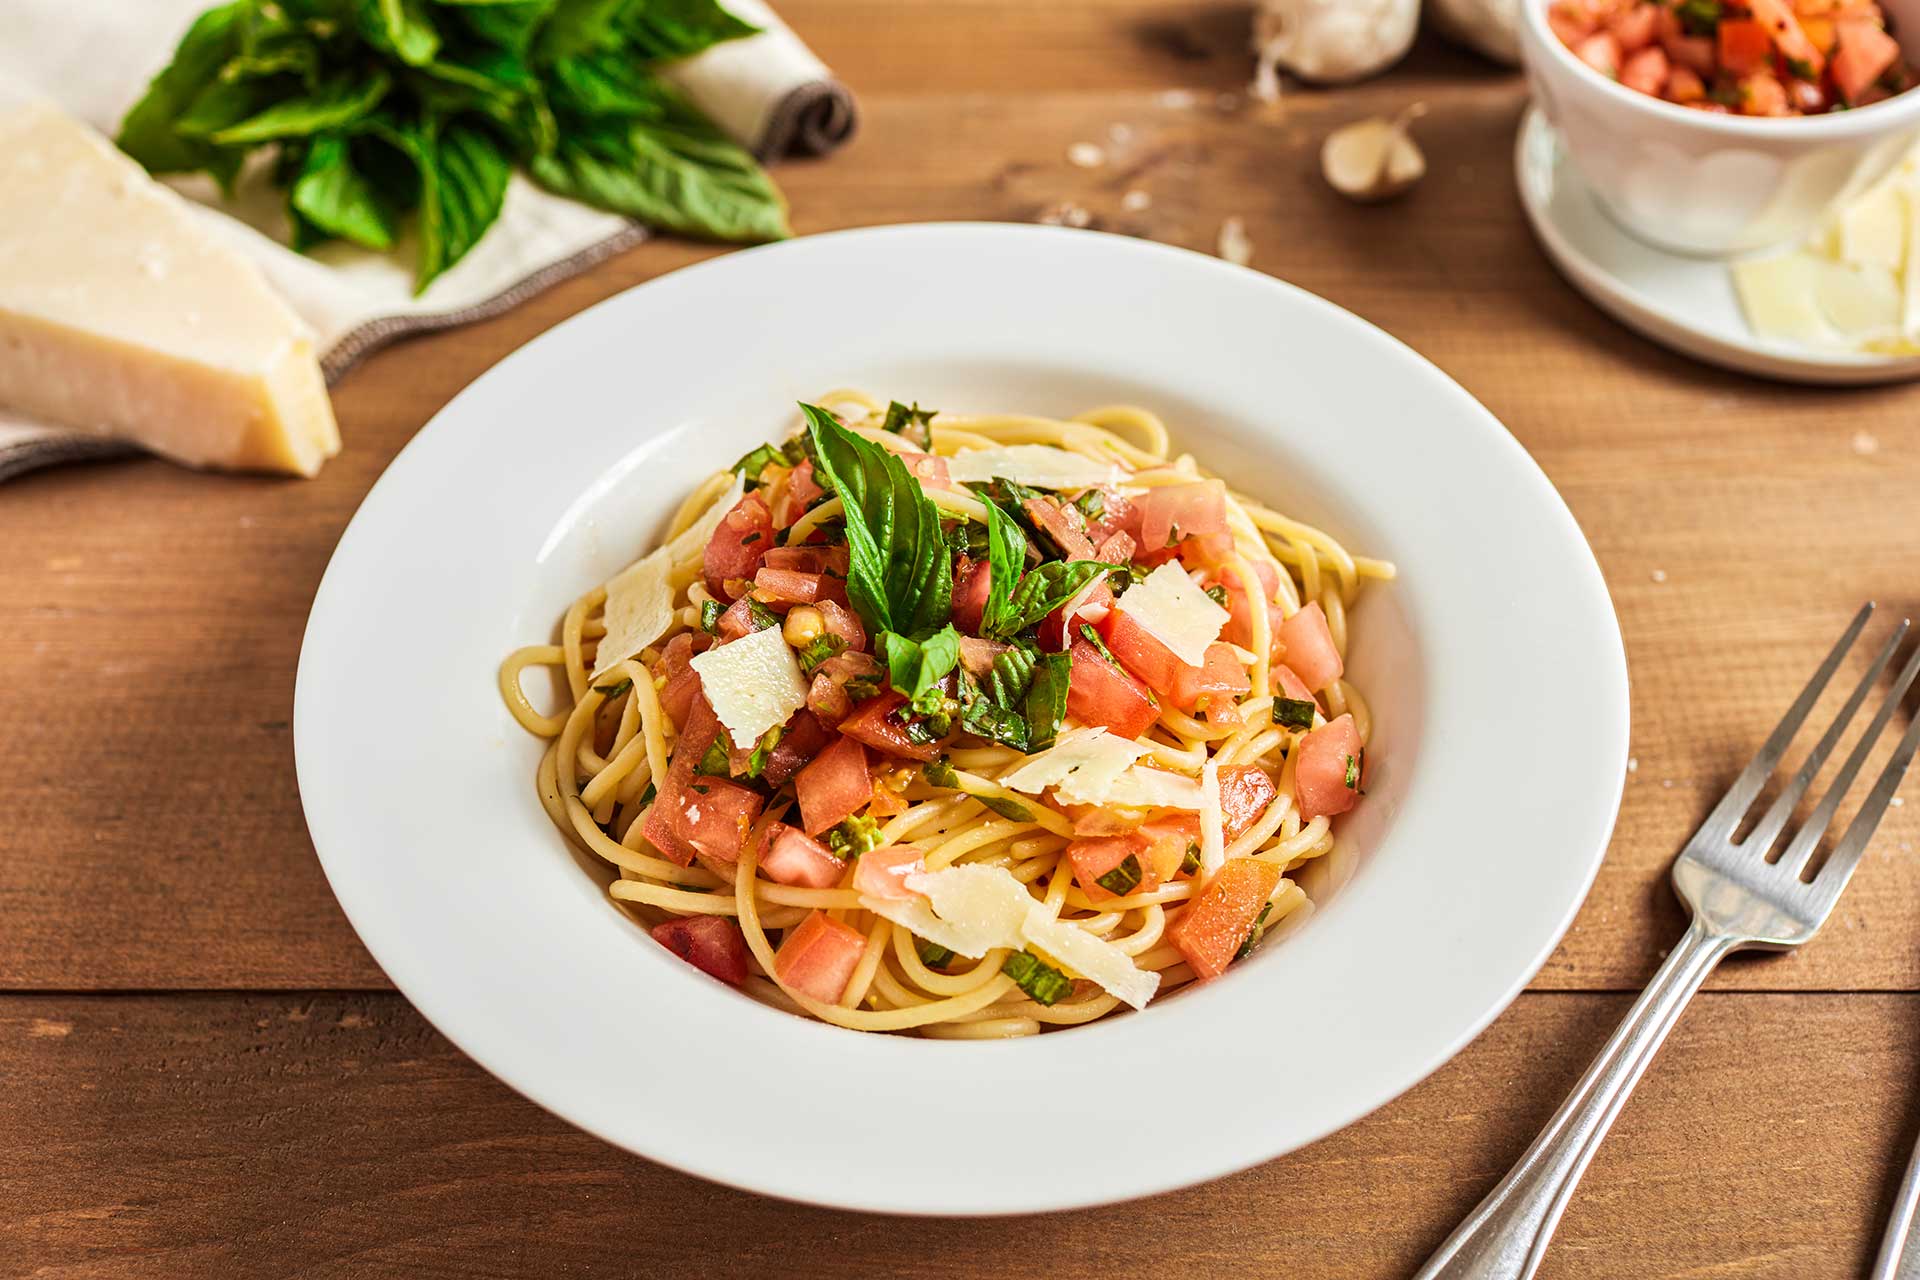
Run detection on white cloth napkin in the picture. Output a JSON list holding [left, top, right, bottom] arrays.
[[0, 0, 854, 482]]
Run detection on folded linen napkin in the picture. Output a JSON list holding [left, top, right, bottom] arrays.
[[0, 0, 854, 483]]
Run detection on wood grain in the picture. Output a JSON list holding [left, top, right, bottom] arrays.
[[3, 991, 1914, 1279]]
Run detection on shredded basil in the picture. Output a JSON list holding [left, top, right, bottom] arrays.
[[1181, 842, 1201, 876], [1344, 753, 1361, 790], [730, 442, 782, 484], [636, 781, 657, 808], [698, 599, 723, 635], [1072, 488, 1106, 522], [1024, 650, 1072, 751], [1675, 0, 1721, 36], [1272, 698, 1316, 731], [796, 633, 845, 673], [922, 757, 960, 789], [745, 725, 781, 779], [880, 400, 936, 449], [1095, 853, 1143, 896], [1002, 950, 1073, 1005], [1079, 622, 1120, 666], [916, 938, 956, 970], [958, 668, 1031, 752], [745, 596, 779, 632], [1233, 902, 1274, 962], [1205, 583, 1229, 608], [695, 740, 731, 777], [592, 677, 633, 697]]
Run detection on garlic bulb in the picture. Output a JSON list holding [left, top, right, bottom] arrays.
[[1427, 0, 1521, 64], [1322, 105, 1428, 203], [1251, 0, 1420, 101]]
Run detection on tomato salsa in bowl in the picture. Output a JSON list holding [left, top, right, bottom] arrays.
[[1549, 0, 1914, 115]]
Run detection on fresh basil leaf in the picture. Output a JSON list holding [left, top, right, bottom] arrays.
[[958, 674, 1030, 751], [985, 641, 1038, 707], [533, 0, 627, 62], [880, 400, 936, 449], [445, 0, 557, 56], [549, 48, 672, 117], [729, 442, 783, 484], [983, 561, 1113, 642], [359, 0, 442, 65], [1002, 950, 1072, 1005], [117, 2, 247, 174], [175, 76, 282, 140], [1024, 651, 1071, 752], [212, 68, 391, 144], [883, 625, 961, 713], [621, 0, 762, 62], [799, 404, 952, 639], [290, 133, 401, 250], [371, 118, 512, 290], [796, 634, 844, 673], [980, 495, 1025, 638]]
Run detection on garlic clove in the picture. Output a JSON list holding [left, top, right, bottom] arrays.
[[1321, 104, 1427, 203]]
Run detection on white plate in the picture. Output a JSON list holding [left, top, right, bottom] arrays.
[[295, 223, 1629, 1215], [1516, 106, 1920, 386]]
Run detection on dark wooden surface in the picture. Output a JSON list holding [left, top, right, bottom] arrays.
[[5, 2, 1920, 1275]]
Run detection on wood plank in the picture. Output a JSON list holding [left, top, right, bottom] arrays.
[[2, 991, 1915, 1278], [2, 23, 1918, 990]]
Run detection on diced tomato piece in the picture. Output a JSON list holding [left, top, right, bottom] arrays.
[[1216, 764, 1279, 841], [1077, 485, 1136, 544], [1066, 639, 1160, 738], [641, 696, 721, 865], [656, 632, 708, 725], [1095, 530, 1136, 563], [761, 710, 829, 787], [762, 544, 849, 577], [716, 595, 773, 643], [758, 821, 846, 888], [1177, 531, 1237, 569], [1575, 30, 1624, 75], [752, 566, 823, 607], [1039, 577, 1113, 652], [853, 844, 925, 900], [793, 734, 870, 835], [1295, 713, 1364, 821], [1140, 814, 1201, 884], [816, 599, 866, 653], [672, 776, 764, 862], [1095, 606, 1185, 693], [1277, 601, 1343, 693], [773, 459, 826, 529], [1549, 0, 1599, 46], [1717, 19, 1771, 72], [1621, 44, 1669, 93], [1273, 662, 1325, 714], [837, 690, 941, 761], [1067, 833, 1153, 902], [703, 493, 774, 600], [1063, 804, 1138, 837], [1131, 480, 1227, 554], [952, 556, 993, 634], [1171, 858, 1283, 980], [1167, 642, 1252, 714], [1750, 0, 1827, 72], [1606, 3, 1658, 50], [1833, 16, 1900, 101], [774, 910, 868, 1003], [1740, 70, 1792, 114], [1022, 496, 1098, 560], [905, 453, 950, 488], [1799, 15, 1837, 56], [1664, 64, 1708, 101], [808, 672, 853, 727], [1217, 558, 1282, 654], [651, 916, 749, 986], [957, 635, 1009, 678]]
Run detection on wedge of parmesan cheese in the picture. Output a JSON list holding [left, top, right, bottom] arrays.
[[1114, 561, 1230, 667], [688, 624, 808, 744], [0, 103, 338, 475], [590, 474, 743, 678], [944, 444, 1121, 490], [999, 726, 1150, 804], [1021, 904, 1160, 1010]]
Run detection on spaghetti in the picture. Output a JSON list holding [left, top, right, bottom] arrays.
[[499, 392, 1395, 1037]]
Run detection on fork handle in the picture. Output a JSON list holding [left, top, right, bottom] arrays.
[[1413, 918, 1741, 1280], [1870, 1125, 1920, 1279]]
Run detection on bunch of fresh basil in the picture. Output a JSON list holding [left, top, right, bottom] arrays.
[[117, 0, 789, 291]]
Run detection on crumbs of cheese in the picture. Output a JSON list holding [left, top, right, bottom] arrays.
[[1114, 561, 1230, 667], [688, 624, 808, 744], [944, 444, 1121, 490], [1198, 758, 1226, 878], [999, 726, 1149, 804], [590, 474, 744, 678], [1104, 766, 1204, 810], [1021, 904, 1160, 1010]]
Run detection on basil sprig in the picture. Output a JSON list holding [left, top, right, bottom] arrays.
[[977, 497, 1115, 641]]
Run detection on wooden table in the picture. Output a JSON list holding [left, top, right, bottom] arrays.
[[6, 4, 1920, 1276]]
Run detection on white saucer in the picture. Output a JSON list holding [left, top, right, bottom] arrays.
[[1515, 106, 1920, 386]]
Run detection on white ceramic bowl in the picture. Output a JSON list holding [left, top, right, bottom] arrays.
[[295, 224, 1629, 1214], [1518, 0, 1920, 256]]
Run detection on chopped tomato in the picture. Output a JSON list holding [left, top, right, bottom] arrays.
[[774, 910, 867, 1003], [958, 635, 1010, 678], [1621, 44, 1670, 94], [793, 734, 870, 835], [1548, 0, 1598, 46], [1575, 30, 1624, 76], [657, 632, 708, 725], [716, 595, 771, 643], [773, 459, 826, 529], [1717, 18, 1772, 73], [1277, 601, 1343, 693], [1167, 642, 1252, 714], [1066, 638, 1160, 738], [1131, 480, 1227, 554], [703, 493, 774, 600], [761, 710, 829, 787], [1273, 662, 1325, 714], [651, 916, 749, 986], [1834, 16, 1900, 101], [762, 544, 850, 577], [1077, 485, 1136, 545], [1063, 804, 1138, 837], [1176, 530, 1236, 568], [1023, 496, 1098, 559], [1067, 832, 1153, 902], [1606, 2, 1659, 50], [1800, 15, 1837, 56], [671, 776, 764, 862], [816, 599, 867, 653], [640, 696, 721, 865], [1139, 814, 1201, 884], [1095, 530, 1137, 563], [758, 821, 846, 888], [1295, 713, 1364, 821], [1217, 764, 1279, 841], [867, 776, 909, 818], [1171, 857, 1283, 980], [807, 651, 884, 727], [952, 556, 992, 634], [905, 453, 950, 488], [1039, 577, 1113, 652], [752, 566, 824, 607], [838, 690, 942, 761], [853, 844, 925, 900], [1740, 69, 1792, 114], [1749, 0, 1826, 72], [1664, 64, 1708, 101], [1217, 558, 1283, 655], [1095, 605, 1184, 692]]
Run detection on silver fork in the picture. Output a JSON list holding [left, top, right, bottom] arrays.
[[1417, 603, 1920, 1280]]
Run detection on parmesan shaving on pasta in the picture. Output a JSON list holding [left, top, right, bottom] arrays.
[[591, 473, 743, 677], [998, 727, 1150, 803], [1114, 561, 1230, 666], [944, 444, 1121, 490], [1022, 904, 1161, 1010], [689, 624, 808, 744]]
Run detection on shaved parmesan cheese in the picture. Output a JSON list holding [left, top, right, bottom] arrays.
[[1839, 181, 1909, 271], [1815, 259, 1903, 337], [1906, 188, 1920, 337], [944, 445, 1121, 491], [871, 864, 1031, 957], [1021, 904, 1160, 1010], [1114, 561, 1230, 667], [1104, 766, 1205, 809], [590, 474, 744, 677], [862, 895, 1018, 960], [999, 726, 1150, 804], [688, 625, 808, 744], [1198, 758, 1226, 878], [1732, 253, 1832, 345]]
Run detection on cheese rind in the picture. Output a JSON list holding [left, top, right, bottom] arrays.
[[0, 103, 338, 475]]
